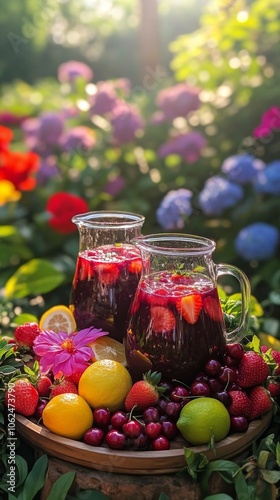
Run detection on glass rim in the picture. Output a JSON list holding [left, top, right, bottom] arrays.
[[72, 210, 145, 229], [132, 233, 216, 256]]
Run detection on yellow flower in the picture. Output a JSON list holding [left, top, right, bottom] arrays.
[[0, 180, 21, 206]]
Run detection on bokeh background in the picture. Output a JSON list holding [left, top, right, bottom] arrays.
[[0, 0, 279, 335]]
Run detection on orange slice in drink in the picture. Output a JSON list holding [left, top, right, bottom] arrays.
[[90, 336, 127, 366], [39, 305, 77, 334]]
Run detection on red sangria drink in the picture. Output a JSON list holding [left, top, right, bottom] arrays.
[[70, 244, 142, 343], [125, 271, 227, 384]]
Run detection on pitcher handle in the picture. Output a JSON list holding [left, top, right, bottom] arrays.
[[216, 264, 251, 343]]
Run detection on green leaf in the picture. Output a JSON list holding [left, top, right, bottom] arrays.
[[18, 454, 48, 500], [203, 495, 234, 499], [260, 470, 280, 484], [12, 314, 38, 326], [158, 494, 170, 500], [4, 259, 66, 299], [47, 471, 75, 500], [276, 442, 280, 467], [14, 455, 29, 489]]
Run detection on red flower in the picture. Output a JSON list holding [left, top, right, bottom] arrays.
[[0, 150, 39, 190], [0, 126, 13, 151], [46, 192, 89, 234]]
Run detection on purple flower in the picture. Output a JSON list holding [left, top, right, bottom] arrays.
[[33, 326, 108, 376], [0, 112, 28, 126], [37, 156, 59, 185], [254, 160, 280, 195], [155, 84, 201, 121], [158, 132, 206, 163], [221, 154, 265, 184], [57, 60, 93, 83], [90, 82, 118, 116], [104, 175, 126, 196], [156, 189, 193, 230], [21, 117, 40, 149], [59, 126, 96, 153], [253, 106, 280, 138], [235, 223, 280, 261], [39, 112, 64, 146], [198, 176, 244, 215], [110, 102, 144, 145]]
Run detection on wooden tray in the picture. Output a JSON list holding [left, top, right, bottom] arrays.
[[15, 412, 272, 475]]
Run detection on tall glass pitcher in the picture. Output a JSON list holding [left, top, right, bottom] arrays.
[[125, 233, 250, 383], [70, 211, 145, 343]]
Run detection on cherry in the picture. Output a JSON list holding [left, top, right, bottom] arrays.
[[207, 377, 223, 393], [145, 421, 162, 439], [219, 367, 237, 386], [122, 420, 143, 438], [161, 420, 178, 440], [33, 398, 48, 421], [157, 398, 168, 413], [143, 406, 160, 423], [158, 381, 173, 395], [194, 372, 209, 384], [127, 432, 150, 451], [110, 411, 128, 429], [151, 435, 170, 451], [230, 416, 249, 433], [170, 386, 190, 403], [93, 408, 111, 428], [214, 390, 232, 407], [105, 429, 126, 449], [84, 427, 105, 446], [190, 381, 211, 397], [223, 354, 239, 368], [204, 359, 221, 377], [165, 401, 181, 419], [225, 343, 244, 360]]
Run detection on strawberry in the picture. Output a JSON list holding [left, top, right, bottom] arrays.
[[249, 385, 274, 420], [14, 322, 41, 349], [176, 294, 202, 324], [271, 350, 280, 376], [5, 379, 39, 416], [66, 370, 85, 386], [36, 375, 52, 397], [96, 263, 120, 285], [267, 379, 280, 398], [128, 259, 142, 274], [237, 351, 269, 388], [50, 378, 78, 398], [228, 390, 252, 419], [203, 295, 224, 322], [124, 370, 165, 411], [150, 306, 176, 333], [147, 288, 169, 307]]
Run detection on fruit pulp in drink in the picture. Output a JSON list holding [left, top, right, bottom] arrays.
[[125, 271, 227, 383], [70, 244, 142, 343]]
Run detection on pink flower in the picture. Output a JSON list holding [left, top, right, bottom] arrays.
[[253, 106, 280, 138], [33, 327, 108, 376], [158, 132, 206, 163], [90, 82, 118, 116], [110, 102, 144, 145], [57, 60, 94, 83], [59, 126, 96, 153], [154, 84, 201, 122]]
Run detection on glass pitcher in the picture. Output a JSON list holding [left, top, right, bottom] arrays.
[[124, 233, 251, 383], [70, 211, 145, 343]]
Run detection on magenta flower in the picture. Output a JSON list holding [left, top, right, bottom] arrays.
[[59, 126, 96, 153], [33, 327, 108, 376], [90, 82, 118, 116], [110, 102, 144, 145], [253, 106, 280, 138]]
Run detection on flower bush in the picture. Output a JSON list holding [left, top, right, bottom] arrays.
[[0, 60, 279, 337]]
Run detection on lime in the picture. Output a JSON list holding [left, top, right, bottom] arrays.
[[177, 397, 230, 445]]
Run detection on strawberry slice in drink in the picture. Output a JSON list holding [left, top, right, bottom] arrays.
[[95, 263, 120, 285], [150, 306, 176, 333], [176, 294, 203, 324], [147, 288, 169, 307], [128, 259, 142, 274], [203, 295, 224, 322]]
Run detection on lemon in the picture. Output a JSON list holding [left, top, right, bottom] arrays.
[[90, 336, 127, 366], [78, 359, 132, 412], [39, 305, 76, 334], [42, 393, 93, 440], [177, 397, 230, 445]]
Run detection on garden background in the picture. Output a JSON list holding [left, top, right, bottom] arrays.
[[0, 0, 279, 338]]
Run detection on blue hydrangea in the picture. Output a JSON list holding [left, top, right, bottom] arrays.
[[156, 189, 193, 230], [235, 222, 280, 261], [221, 154, 265, 184], [254, 161, 280, 195], [198, 176, 244, 215]]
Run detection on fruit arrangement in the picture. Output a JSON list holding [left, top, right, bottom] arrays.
[[3, 305, 280, 454]]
